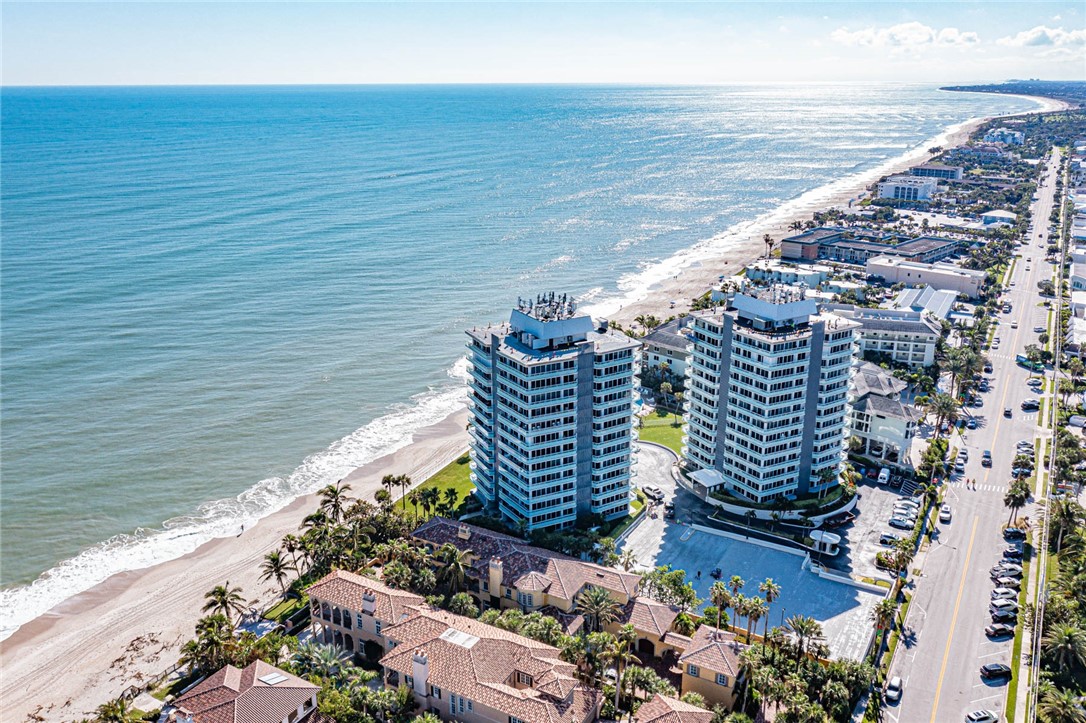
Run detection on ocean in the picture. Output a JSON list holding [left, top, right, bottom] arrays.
[[0, 84, 1038, 638]]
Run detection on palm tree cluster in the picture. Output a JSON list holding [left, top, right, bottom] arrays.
[[1031, 498, 1086, 721], [292, 640, 420, 723], [734, 615, 874, 722], [180, 610, 295, 676]]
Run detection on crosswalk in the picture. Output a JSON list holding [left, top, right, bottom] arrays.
[[945, 480, 1009, 493]]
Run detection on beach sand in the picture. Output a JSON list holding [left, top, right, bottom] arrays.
[[0, 96, 1069, 721]]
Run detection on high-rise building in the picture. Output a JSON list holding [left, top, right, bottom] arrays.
[[466, 294, 639, 531], [683, 287, 859, 503]]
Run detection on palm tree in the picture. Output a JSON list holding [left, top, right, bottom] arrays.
[[1049, 498, 1085, 552], [407, 490, 422, 525], [398, 475, 413, 510], [602, 632, 638, 711], [746, 596, 767, 642], [728, 575, 745, 598], [871, 598, 898, 637], [203, 581, 247, 625], [318, 479, 353, 523], [436, 543, 473, 595], [260, 550, 296, 594], [95, 697, 143, 723], [1037, 685, 1086, 723], [732, 594, 749, 638], [763, 233, 776, 260], [576, 585, 622, 633], [293, 640, 352, 680], [786, 615, 824, 666], [759, 578, 781, 639], [709, 581, 732, 632], [1042, 623, 1086, 676], [380, 474, 398, 504], [619, 549, 637, 572], [420, 487, 441, 519], [929, 393, 961, 439], [1004, 480, 1030, 524]]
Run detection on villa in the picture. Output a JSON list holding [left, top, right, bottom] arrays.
[[379, 607, 602, 723], [633, 693, 715, 723], [168, 661, 319, 723], [848, 362, 921, 466], [677, 625, 745, 709], [307, 569, 425, 658]]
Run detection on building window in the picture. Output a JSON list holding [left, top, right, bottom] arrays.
[[431, 685, 441, 699], [451, 694, 474, 714], [687, 664, 700, 678], [511, 718, 528, 723], [405, 675, 414, 688], [716, 673, 729, 686], [517, 671, 533, 686], [505, 589, 512, 599], [375, 620, 383, 635], [482, 580, 489, 592], [357, 613, 364, 629]]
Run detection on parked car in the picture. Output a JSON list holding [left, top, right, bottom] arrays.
[[991, 609, 1018, 624], [1004, 407, 1013, 418], [985, 623, 1016, 637], [664, 502, 675, 519], [959, 449, 970, 462], [966, 418, 979, 430], [885, 676, 903, 703], [991, 588, 1018, 601], [984, 363, 994, 373], [940, 504, 952, 523], [994, 577, 1021, 589], [965, 710, 999, 723], [1034, 326, 1045, 333], [992, 562, 1023, 575], [989, 599, 1019, 614], [954, 462, 966, 474], [1003, 528, 1027, 541], [889, 517, 914, 530], [1011, 321, 1019, 328], [980, 663, 1013, 680], [1022, 399, 1040, 411], [1027, 378, 1043, 388], [895, 499, 920, 511], [879, 533, 900, 546], [1003, 547, 1024, 560]]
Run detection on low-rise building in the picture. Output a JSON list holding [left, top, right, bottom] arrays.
[[825, 304, 942, 368], [677, 625, 745, 710], [641, 316, 693, 381], [876, 175, 937, 202], [1071, 290, 1086, 319], [169, 661, 319, 723], [778, 228, 959, 265], [888, 285, 959, 320], [1072, 262, 1086, 292], [866, 256, 986, 298], [744, 258, 831, 286], [909, 163, 964, 180], [308, 570, 426, 657], [981, 209, 1017, 226], [1066, 317, 1086, 359], [848, 362, 921, 467], [984, 127, 1025, 145], [948, 145, 1009, 162], [634, 693, 714, 723], [779, 228, 849, 261], [381, 607, 602, 723]]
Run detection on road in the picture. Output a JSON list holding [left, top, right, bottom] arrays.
[[887, 149, 1062, 723]]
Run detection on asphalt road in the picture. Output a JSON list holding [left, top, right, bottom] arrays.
[[887, 149, 1062, 723]]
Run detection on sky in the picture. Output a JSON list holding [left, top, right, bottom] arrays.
[[2, 1, 1084, 86]]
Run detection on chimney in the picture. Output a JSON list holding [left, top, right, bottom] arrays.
[[412, 649, 429, 697], [457, 524, 471, 540], [361, 592, 376, 615], [598, 319, 609, 333], [489, 557, 503, 595]]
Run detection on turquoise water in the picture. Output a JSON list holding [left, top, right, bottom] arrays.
[[0, 84, 1037, 636]]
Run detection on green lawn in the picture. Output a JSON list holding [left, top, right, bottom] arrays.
[[637, 413, 684, 454], [411, 453, 475, 509], [264, 595, 307, 623]]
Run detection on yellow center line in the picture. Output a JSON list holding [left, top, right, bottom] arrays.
[[930, 515, 979, 723]]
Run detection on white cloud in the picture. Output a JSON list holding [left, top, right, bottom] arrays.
[[831, 21, 979, 48], [997, 25, 1086, 47]]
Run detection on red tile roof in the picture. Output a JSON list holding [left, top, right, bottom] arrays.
[[677, 625, 745, 676], [412, 518, 640, 602], [620, 598, 682, 638], [381, 607, 600, 723], [171, 661, 317, 723], [634, 694, 714, 723], [307, 569, 425, 623]]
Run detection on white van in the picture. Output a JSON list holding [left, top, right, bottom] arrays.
[[877, 468, 891, 485]]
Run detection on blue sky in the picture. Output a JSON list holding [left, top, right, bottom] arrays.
[[3, 2, 1083, 85]]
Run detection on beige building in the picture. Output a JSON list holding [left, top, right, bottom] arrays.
[[848, 362, 922, 467], [677, 626, 745, 710], [170, 660, 319, 723], [866, 256, 986, 299], [634, 693, 714, 723], [307, 569, 425, 657], [380, 607, 601, 723]]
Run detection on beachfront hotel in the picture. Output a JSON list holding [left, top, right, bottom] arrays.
[[682, 287, 859, 503], [465, 294, 639, 530]]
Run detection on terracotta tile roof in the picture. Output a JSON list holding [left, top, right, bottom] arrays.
[[306, 569, 425, 623], [381, 607, 600, 723], [172, 661, 317, 723], [677, 625, 745, 676], [634, 694, 714, 723], [620, 598, 682, 638], [412, 518, 641, 602]]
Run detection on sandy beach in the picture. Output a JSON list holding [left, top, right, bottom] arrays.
[[0, 94, 1069, 721]]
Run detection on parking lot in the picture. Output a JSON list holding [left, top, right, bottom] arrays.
[[619, 514, 884, 661], [828, 479, 929, 582]]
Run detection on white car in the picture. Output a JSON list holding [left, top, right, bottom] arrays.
[[885, 675, 903, 702], [991, 588, 1018, 601], [966, 711, 999, 723], [990, 599, 1019, 614], [1034, 326, 1045, 333], [939, 504, 952, 523], [895, 499, 920, 512], [641, 485, 664, 501]]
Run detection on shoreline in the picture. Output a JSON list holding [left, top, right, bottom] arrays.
[[0, 92, 1067, 720]]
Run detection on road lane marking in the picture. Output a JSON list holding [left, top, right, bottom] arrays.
[[929, 515, 979, 723]]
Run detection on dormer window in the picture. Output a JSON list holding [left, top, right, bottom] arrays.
[[516, 671, 533, 686]]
